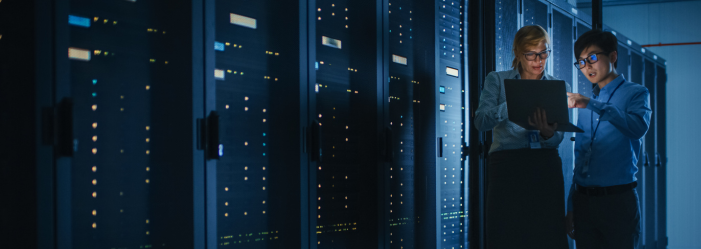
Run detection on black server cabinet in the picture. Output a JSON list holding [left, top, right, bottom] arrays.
[[313, 0, 383, 248], [643, 58, 657, 249], [208, 0, 305, 248], [44, 0, 206, 248], [434, 1, 467, 248], [613, 29, 668, 248], [629, 50, 647, 249], [409, 0, 468, 248], [387, 1, 419, 248], [655, 63, 667, 249]]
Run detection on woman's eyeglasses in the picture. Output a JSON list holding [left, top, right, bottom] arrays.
[[523, 50, 551, 61], [574, 52, 607, 69]]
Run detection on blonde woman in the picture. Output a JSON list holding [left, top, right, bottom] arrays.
[[475, 25, 570, 248]]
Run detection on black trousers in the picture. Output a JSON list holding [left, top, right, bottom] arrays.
[[574, 187, 641, 249], [486, 148, 569, 249]]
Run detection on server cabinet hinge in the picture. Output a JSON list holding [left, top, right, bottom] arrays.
[[198, 111, 221, 160], [461, 141, 469, 160], [655, 153, 661, 167]]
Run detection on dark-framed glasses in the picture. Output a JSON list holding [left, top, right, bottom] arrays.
[[574, 52, 607, 69], [523, 50, 551, 61]]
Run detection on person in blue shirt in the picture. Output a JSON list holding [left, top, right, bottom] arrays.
[[475, 25, 569, 248], [566, 29, 652, 249]]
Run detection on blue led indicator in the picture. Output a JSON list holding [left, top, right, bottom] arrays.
[[218, 144, 224, 157], [400, 116, 403, 118], [92, 93, 97, 97], [92, 79, 97, 85], [263, 143, 266, 146], [68, 15, 91, 28], [263, 133, 267, 136], [263, 153, 266, 156], [214, 42, 225, 51], [439, 86, 446, 93], [315, 62, 319, 70]]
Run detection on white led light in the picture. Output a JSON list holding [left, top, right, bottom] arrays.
[[392, 54, 407, 65], [322, 36, 342, 49], [68, 47, 91, 61], [230, 13, 257, 29]]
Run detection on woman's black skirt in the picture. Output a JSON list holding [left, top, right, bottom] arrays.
[[486, 148, 569, 248]]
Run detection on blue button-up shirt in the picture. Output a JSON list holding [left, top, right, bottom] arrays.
[[567, 74, 651, 212]]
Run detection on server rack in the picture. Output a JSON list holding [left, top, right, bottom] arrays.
[[13, 0, 209, 248], [644, 56, 658, 249], [655, 63, 668, 249], [387, 2, 420, 249], [206, 0, 307, 248], [387, 1, 469, 249], [313, 0, 384, 248]]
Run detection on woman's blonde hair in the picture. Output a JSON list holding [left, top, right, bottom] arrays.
[[512, 25, 551, 70]]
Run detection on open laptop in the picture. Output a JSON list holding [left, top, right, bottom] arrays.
[[504, 79, 584, 133]]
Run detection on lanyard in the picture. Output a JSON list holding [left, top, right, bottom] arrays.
[[590, 80, 624, 143]]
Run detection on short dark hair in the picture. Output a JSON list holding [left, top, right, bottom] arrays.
[[574, 29, 618, 68]]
